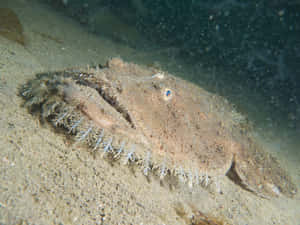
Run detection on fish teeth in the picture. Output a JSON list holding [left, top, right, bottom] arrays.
[[114, 141, 125, 159], [178, 166, 187, 184], [194, 170, 200, 186], [93, 129, 104, 151], [188, 170, 194, 188], [159, 158, 167, 180], [54, 112, 68, 126], [69, 117, 83, 133], [143, 151, 151, 176], [77, 126, 93, 142], [123, 145, 136, 165], [101, 137, 113, 158]]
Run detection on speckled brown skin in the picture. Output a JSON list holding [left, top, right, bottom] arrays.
[[19, 58, 297, 198]]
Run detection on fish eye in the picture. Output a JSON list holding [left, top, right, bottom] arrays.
[[163, 88, 173, 101], [166, 89, 171, 97]]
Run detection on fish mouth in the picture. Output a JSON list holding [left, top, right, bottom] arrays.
[[95, 85, 136, 129], [67, 72, 136, 129]]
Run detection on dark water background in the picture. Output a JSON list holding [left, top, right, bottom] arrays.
[[43, 0, 300, 154]]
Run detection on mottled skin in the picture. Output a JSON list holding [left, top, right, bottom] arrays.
[[20, 58, 297, 198], [88, 58, 297, 198], [97, 59, 234, 175]]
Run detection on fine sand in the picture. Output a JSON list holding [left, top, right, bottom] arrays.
[[0, 0, 299, 224]]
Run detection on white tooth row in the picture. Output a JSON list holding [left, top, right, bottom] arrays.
[[54, 111, 223, 191]]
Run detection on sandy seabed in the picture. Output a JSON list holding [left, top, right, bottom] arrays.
[[0, 0, 299, 224]]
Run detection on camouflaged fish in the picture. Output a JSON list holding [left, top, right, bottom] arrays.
[[19, 58, 297, 198]]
